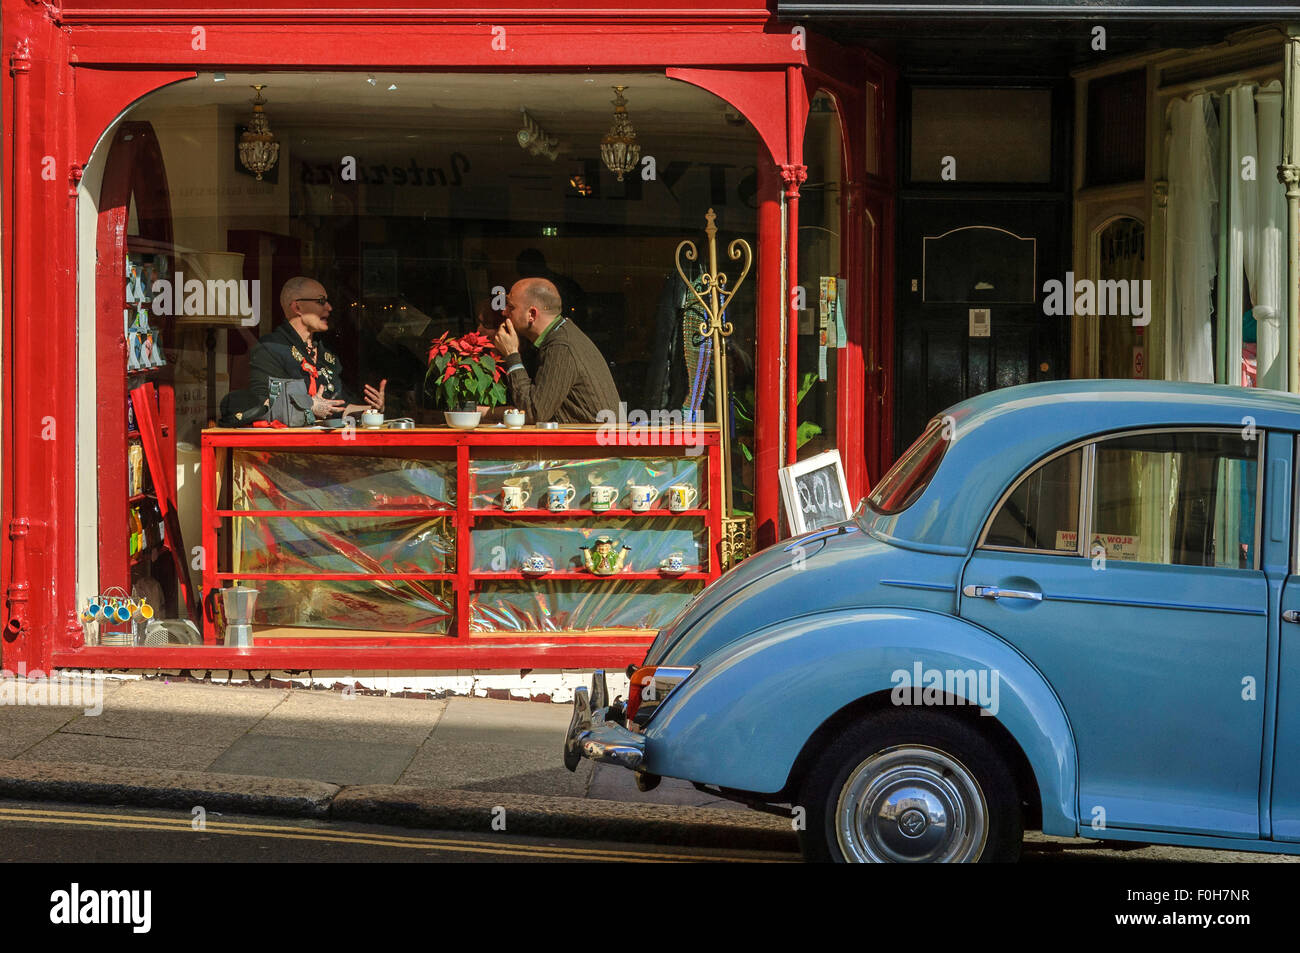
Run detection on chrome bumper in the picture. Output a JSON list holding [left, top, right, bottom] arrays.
[[563, 669, 646, 772]]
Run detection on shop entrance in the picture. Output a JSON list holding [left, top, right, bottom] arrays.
[[894, 197, 1068, 452], [893, 81, 1072, 455]]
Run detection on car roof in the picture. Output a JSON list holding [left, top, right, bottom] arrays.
[[868, 380, 1300, 554]]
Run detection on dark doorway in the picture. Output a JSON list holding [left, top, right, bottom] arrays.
[[895, 198, 1068, 450], [894, 80, 1071, 455]]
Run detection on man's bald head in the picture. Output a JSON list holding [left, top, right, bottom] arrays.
[[514, 277, 563, 316], [280, 276, 332, 337], [504, 277, 564, 343], [280, 276, 324, 318]]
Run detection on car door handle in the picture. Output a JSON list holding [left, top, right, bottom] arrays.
[[1283, 610, 1300, 624], [963, 584, 1043, 602]]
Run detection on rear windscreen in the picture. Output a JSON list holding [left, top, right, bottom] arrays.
[[866, 422, 947, 516]]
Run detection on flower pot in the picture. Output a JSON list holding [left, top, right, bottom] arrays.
[[444, 410, 482, 430]]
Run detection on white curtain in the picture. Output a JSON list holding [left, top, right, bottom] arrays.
[[1167, 94, 1219, 383], [1226, 85, 1256, 384], [1252, 81, 1288, 391]]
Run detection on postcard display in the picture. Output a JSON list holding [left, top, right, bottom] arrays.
[[200, 428, 723, 660], [118, 250, 184, 636]]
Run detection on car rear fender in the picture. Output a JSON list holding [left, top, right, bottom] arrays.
[[642, 607, 1078, 837]]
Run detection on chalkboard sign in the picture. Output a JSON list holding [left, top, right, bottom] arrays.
[[780, 450, 852, 535]]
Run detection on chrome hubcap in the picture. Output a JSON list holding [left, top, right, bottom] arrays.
[[835, 745, 988, 862]]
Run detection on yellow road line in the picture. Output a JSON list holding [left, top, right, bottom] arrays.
[[0, 814, 691, 862], [0, 807, 795, 863]]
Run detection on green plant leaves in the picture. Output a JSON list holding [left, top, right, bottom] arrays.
[[796, 421, 823, 449]]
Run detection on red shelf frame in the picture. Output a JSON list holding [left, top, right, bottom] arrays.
[[176, 426, 723, 670]]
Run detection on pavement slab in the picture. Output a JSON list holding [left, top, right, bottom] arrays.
[[399, 739, 578, 790], [209, 734, 419, 786], [56, 680, 287, 747], [16, 733, 226, 771], [248, 690, 446, 746]]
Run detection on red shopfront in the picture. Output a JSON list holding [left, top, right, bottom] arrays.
[[1, 0, 895, 672]]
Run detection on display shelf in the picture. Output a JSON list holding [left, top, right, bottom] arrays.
[[216, 572, 457, 581], [468, 508, 709, 519], [191, 426, 723, 666], [471, 571, 708, 581], [217, 508, 455, 519]]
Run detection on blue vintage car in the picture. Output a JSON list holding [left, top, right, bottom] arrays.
[[564, 380, 1300, 862]]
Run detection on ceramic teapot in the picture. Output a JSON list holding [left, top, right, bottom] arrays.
[[580, 536, 631, 575]]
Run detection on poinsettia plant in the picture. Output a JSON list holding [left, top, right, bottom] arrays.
[[425, 330, 508, 411]]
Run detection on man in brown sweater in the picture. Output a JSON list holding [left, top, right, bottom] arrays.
[[489, 277, 620, 424]]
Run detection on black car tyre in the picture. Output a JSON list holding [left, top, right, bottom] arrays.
[[797, 709, 1022, 863]]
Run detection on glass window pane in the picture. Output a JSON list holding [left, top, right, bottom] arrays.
[[985, 449, 1081, 552], [797, 90, 844, 464], [1095, 217, 1146, 379], [867, 420, 946, 515], [910, 88, 1053, 183], [1091, 431, 1257, 568]]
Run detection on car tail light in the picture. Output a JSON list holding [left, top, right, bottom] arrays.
[[625, 665, 696, 727]]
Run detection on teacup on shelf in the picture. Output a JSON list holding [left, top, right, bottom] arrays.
[[521, 553, 553, 575], [659, 553, 689, 575]]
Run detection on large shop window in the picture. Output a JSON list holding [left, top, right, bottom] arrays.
[[96, 72, 761, 648], [1166, 79, 1288, 389], [796, 90, 844, 463]]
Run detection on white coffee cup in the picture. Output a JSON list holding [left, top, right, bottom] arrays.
[[665, 553, 685, 571], [547, 484, 577, 511], [629, 484, 657, 512], [502, 485, 529, 511], [668, 483, 698, 511], [590, 485, 618, 511]]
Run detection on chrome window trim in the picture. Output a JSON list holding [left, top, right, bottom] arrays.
[[1253, 435, 1264, 573], [976, 426, 1264, 570], [1078, 443, 1096, 559]]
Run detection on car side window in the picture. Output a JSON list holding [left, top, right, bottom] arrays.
[[984, 448, 1083, 553], [1090, 430, 1258, 569]]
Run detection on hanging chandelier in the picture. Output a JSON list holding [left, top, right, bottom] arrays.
[[238, 85, 281, 181], [599, 85, 640, 182]]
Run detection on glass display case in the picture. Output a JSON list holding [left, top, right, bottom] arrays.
[[199, 425, 722, 666]]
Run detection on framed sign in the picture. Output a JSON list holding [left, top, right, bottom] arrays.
[[780, 449, 852, 535]]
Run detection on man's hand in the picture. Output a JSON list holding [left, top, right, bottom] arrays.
[[312, 396, 347, 418], [363, 379, 387, 411], [493, 321, 519, 359]]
